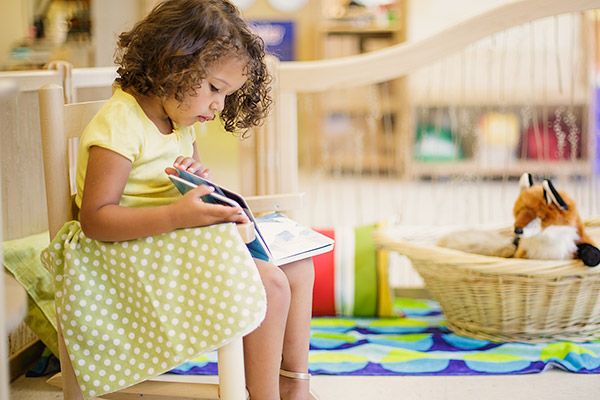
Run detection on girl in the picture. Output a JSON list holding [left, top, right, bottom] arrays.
[[42, 1, 316, 399]]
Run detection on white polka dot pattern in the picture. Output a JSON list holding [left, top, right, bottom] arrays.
[[41, 221, 266, 398]]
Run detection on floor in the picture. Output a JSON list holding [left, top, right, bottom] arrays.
[[10, 368, 600, 400]]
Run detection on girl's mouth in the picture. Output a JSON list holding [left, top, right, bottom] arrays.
[[198, 115, 214, 123]]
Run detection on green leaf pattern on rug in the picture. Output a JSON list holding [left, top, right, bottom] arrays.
[[541, 342, 596, 361]]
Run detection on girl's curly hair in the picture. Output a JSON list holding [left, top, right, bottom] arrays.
[[114, 0, 272, 135]]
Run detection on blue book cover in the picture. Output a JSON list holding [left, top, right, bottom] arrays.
[[169, 171, 271, 262], [168, 170, 334, 265]]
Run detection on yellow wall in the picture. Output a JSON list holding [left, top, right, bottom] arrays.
[[194, 121, 242, 192]]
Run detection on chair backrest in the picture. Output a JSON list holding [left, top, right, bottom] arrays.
[[39, 83, 106, 238]]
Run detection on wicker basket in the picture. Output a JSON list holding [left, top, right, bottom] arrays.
[[373, 218, 600, 343]]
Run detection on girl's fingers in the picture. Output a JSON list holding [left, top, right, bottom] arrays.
[[203, 205, 249, 225], [189, 184, 214, 197], [187, 186, 248, 221], [165, 166, 178, 175], [178, 159, 194, 171], [172, 156, 186, 169], [173, 157, 198, 171], [171, 156, 208, 177], [182, 160, 205, 175]]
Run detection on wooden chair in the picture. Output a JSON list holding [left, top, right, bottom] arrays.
[[38, 83, 302, 400]]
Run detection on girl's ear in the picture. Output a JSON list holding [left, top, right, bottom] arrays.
[[542, 180, 568, 210], [519, 172, 533, 192]]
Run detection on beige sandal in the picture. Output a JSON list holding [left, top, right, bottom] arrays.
[[279, 368, 320, 400]]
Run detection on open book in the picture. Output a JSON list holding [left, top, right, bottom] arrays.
[[168, 170, 334, 266]]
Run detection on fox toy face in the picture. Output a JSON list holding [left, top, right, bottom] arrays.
[[513, 173, 600, 267]]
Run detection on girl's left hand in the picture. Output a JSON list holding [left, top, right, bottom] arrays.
[[165, 156, 211, 179]]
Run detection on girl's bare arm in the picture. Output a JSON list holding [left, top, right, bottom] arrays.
[[79, 146, 248, 242]]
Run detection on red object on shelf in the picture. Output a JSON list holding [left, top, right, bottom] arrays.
[[520, 118, 582, 160]]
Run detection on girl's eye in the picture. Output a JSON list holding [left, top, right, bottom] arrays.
[[210, 84, 220, 93]]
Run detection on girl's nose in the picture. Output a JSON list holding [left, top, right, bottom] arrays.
[[211, 97, 225, 112]]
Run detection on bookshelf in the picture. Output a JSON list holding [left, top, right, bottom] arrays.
[[403, 10, 596, 180], [298, 1, 408, 174], [298, 4, 596, 180]]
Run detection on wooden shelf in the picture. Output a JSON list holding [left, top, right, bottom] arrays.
[[408, 159, 593, 180], [409, 92, 590, 107], [320, 21, 403, 35]]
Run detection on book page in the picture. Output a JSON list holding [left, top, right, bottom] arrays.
[[255, 213, 334, 265]]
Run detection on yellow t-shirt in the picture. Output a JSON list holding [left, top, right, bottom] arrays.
[[75, 88, 196, 209]]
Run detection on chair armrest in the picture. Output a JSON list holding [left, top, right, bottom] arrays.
[[236, 222, 256, 243], [236, 193, 305, 243], [245, 193, 305, 214]]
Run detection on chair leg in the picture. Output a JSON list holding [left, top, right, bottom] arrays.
[[55, 310, 245, 400], [217, 336, 247, 400], [57, 317, 84, 400]]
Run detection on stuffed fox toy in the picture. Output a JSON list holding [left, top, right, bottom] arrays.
[[513, 172, 600, 267]]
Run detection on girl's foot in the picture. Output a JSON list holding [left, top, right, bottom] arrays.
[[279, 369, 319, 400]]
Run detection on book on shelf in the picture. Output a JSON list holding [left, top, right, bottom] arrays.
[[168, 169, 334, 266]]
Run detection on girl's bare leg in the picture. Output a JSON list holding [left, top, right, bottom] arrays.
[[279, 258, 315, 400], [244, 259, 291, 400]]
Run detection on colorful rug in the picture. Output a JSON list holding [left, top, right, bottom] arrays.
[[171, 298, 600, 376]]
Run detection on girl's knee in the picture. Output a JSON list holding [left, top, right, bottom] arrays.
[[300, 258, 315, 282], [282, 258, 315, 287], [258, 261, 291, 302]]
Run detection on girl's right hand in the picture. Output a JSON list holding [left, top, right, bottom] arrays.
[[169, 184, 249, 228], [168, 156, 211, 179]]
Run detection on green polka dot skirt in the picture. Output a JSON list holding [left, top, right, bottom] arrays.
[[41, 221, 266, 398]]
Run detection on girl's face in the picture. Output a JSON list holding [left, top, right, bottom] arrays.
[[164, 56, 248, 127]]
